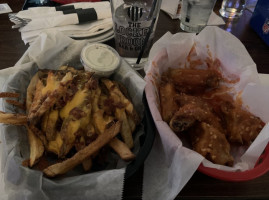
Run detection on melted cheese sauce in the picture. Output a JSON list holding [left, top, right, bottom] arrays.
[[42, 73, 60, 95], [60, 89, 87, 119]]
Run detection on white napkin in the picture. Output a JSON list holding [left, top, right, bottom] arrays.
[[0, 3, 12, 14], [161, 0, 225, 25], [18, 2, 111, 32], [207, 11, 225, 26], [161, 0, 182, 19], [21, 18, 113, 44], [16, 2, 111, 19], [11, 2, 113, 45]]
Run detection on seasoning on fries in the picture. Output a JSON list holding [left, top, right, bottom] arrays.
[[0, 67, 139, 177]]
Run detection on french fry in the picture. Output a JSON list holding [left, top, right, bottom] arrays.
[[127, 114, 136, 133], [28, 124, 48, 147], [59, 118, 81, 158], [26, 73, 39, 112], [101, 79, 134, 115], [75, 136, 93, 172], [101, 79, 137, 148], [28, 72, 73, 123], [43, 121, 121, 177], [45, 109, 59, 141], [92, 87, 101, 113], [1, 67, 139, 177], [109, 138, 135, 161], [27, 126, 44, 167], [93, 109, 114, 134], [28, 79, 44, 119], [46, 132, 63, 155], [0, 111, 27, 125], [0, 92, 20, 98], [41, 111, 49, 133], [115, 108, 133, 148], [59, 89, 93, 157], [6, 99, 25, 110]]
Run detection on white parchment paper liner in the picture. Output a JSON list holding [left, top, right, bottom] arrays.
[[0, 30, 146, 200], [142, 26, 269, 200]]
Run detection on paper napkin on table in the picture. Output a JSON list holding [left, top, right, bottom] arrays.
[[207, 11, 225, 25], [20, 18, 113, 44], [9, 2, 113, 45], [161, 0, 182, 19], [16, 2, 110, 19], [0, 3, 12, 14]]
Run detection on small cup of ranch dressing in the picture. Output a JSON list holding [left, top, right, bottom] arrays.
[[80, 43, 121, 77]]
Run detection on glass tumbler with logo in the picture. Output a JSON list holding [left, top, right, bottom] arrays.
[[110, 0, 162, 70]]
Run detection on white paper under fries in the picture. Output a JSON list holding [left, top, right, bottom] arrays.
[[143, 26, 269, 200]]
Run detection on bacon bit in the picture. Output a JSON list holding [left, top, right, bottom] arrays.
[[22, 159, 30, 167], [69, 107, 86, 120], [105, 120, 116, 129], [114, 102, 125, 109], [86, 78, 98, 90], [33, 156, 50, 171]]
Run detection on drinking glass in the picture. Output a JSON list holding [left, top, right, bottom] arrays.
[[180, 0, 217, 33], [219, 0, 246, 18], [110, 0, 162, 70]]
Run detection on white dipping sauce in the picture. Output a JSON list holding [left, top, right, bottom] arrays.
[[81, 43, 121, 77]]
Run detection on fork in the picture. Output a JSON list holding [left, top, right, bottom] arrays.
[[8, 13, 31, 29]]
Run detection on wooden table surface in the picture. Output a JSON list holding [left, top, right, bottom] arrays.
[[1, 0, 269, 199]]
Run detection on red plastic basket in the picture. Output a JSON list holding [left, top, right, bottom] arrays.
[[198, 142, 269, 182], [51, 0, 101, 4]]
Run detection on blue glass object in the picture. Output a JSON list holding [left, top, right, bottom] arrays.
[[22, 0, 62, 10], [250, 0, 269, 46]]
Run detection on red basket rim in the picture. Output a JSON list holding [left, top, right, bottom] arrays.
[[198, 142, 269, 182]]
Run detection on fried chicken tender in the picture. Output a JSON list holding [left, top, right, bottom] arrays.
[[169, 104, 223, 133], [174, 93, 213, 112], [165, 68, 222, 94], [190, 122, 234, 166], [159, 82, 179, 123], [159, 64, 265, 167], [220, 100, 264, 144]]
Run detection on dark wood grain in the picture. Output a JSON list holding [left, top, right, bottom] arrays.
[[1, 0, 269, 200], [0, 0, 28, 69]]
